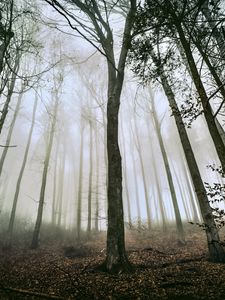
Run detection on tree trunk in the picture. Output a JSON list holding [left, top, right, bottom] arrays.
[[94, 123, 100, 232], [150, 99, 185, 242], [121, 120, 132, 225], [129, 129, 141, 228], [31, 94, 59, 249], [0, 52, 20, 135], [145, 119, 167, 232], [87, 121, 93, 233], [76, 124, 84, 240], [133, 114, 151, 229], [0, 82, 23, 177], [7, 92, 38, 245], [51, 140, 60, 226], [155, 55, 225, 262], [173, 14, 225, 173], [57, 148, 65, 228], [103, 0, 137, 273]]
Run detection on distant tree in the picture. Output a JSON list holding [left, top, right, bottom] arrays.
[[149, 90, 185, 243], [7, 92, 38, 246], [31, 73, 61, 249], [76, 117, 84, 240]]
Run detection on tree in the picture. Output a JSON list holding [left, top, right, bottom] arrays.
[[7, 91, 38, 246], [144, 50, 225, 261], [149, 90, 185, 243], [31, 74, 61, 249], [44, 0, 137, 272]]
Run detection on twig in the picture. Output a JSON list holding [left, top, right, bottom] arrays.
[[0, 144, 17, 148], [0, 286, 67, 300]]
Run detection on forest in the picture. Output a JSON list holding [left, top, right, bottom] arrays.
[[0, 0, 225, 299]]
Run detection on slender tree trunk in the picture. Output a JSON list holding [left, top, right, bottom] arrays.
[[76, 124, 84, 240], [57, 149, 65, 228], [7, 93, 38, 245], [155, 56, 225, 262], [150, 100, 185, 242], [0, 52, 20, 135], [87, 121, 93, 233], [0, 82, 23, 177], [94, 123, 100, 232], [31, 94, 59, 249], [178, 148, 200, 223], [121, 120, 132, 225], [133, 115, 151, 229], [129, 130, 141, 228], [172, 13, 225, 172], [201, 0, 225, 61], [51, 141, 59, 226], [145, 119, 167, 231], [0, 1, 14, 76]]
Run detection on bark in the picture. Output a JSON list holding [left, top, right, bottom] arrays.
[[103, 1, 136, 273], [154, 55, 225, 262], [31, 93, 59, 249], [0, 82, 23, 178], [7, 92, 38, 245]]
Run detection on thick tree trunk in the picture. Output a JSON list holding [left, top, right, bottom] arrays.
[[31, 94, 59, 249], [103, 0, 136, 273], [7, 93, 38, 245]]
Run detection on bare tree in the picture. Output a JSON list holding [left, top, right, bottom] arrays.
[[44, 0, 137, 272], [31, 74, 61, 249]]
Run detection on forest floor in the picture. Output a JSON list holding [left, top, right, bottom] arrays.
[[0, 226, 225, 300]]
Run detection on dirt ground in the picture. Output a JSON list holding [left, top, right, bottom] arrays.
[[1, 227, 225, 300]]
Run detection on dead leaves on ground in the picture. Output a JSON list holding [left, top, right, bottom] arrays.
[[0, 230, 225, 299]]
